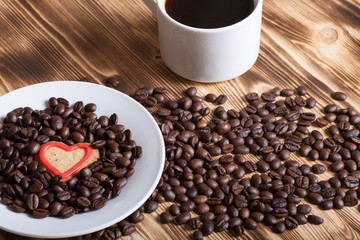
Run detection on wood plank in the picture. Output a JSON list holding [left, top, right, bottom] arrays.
[[0, 0, 359, 239]]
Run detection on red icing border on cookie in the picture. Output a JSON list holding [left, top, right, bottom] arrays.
[[39, 142, 94, 179]]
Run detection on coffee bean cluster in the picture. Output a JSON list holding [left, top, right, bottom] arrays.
[[64, 78, 359, 240], [140, 86, 332, 238], [0, 97, 142, 220]]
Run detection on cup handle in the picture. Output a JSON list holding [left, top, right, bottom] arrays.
[[143, 0, 157, 16]]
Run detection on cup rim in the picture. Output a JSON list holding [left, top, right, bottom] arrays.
[[157, 0, 263, 33]]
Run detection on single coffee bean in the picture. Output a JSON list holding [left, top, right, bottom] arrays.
[[312, 164, 326, 174], [26, 193, 39, 210], [122, 222, 136, 235], [333, 196, 344, 209], [296, 86, 307, 95], [264, 214, 277, 226], [201, 220, 214, 236], [273, 222, 286, 233], [205, 94, 217, 102], [193, 230, 204, 240], [307, 192, 323, 205], [92, 197, 107, 210], [243, 218, 258, 230], [297, 204, 311, 214], [60, 206, 75, 218], [342, 176, 359, 188], [175, 212, 191, 225], [307, 215, 324, 225], [343, 195, 358, 206], [321, 199, 334, 210], [32, 208, 50, 218], [289, 214, 304, 226], [331, 92, 347, 101], [261, 92, 276, 102], [284, 216, 298, 229], [160, 212, 173, 224], [216, 95, 228, 104], [245, 92, 259, 101], [57, 191, 71, 201], [185, 87, 197, 97], [144, 200, 158, 213], [189, 218, 201, 229], [281, 89, 294, 97]]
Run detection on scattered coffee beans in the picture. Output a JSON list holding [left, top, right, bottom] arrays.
[[27, 81, 358, 240]]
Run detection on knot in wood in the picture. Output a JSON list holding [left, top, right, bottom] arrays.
[[318, 27, 338, 44]]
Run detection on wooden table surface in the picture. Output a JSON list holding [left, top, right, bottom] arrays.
[[0, 0, 360, 239]]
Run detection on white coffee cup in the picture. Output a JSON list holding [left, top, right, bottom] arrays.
[[143, 0, 263, 83]]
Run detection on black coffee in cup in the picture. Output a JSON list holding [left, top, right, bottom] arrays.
[[165, 0, 254, 29]]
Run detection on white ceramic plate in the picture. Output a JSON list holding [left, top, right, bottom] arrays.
[[0, 81, 165, 238]]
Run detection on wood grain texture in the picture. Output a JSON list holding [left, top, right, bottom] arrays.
[[0, 0, 359, 239]]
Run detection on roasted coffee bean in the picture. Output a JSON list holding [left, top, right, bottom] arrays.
[[189, 218, 201, 229], [333, 196, 344, 209], [312, 164, 326, 174], [305, 97, 316, 108], [76, 196, 91, 208], [273, 222, 286, 233], [169, 204, 181, 216], [175, 212, 191, 225], [49, 202, 63, 216], [295, 176, 309, 189], [281, 89, 294, 97], [160, 212, 173, 224], [11, 202, 25, 213], [201, 220, 214, 236], [273, 207, 288, 218], [122, 222, 136, 236], [307, 193, 323, 205], [180, 201, 195, 212], [297, 204, 311, 215], [264, 214, 277, 226], [244, 161, 257, 172], [245, 92, 259, 101], [261, 92, 276, 102], [60, 206, 75, 218], [343, 176, 359, 188], [92, 197, 107, 210], [216, 95, 228, 104], [330, 161, 344, 172], [57, 191, 71, 201], [32, 208, 50, 218], [307, 215, 324, 225], [185, 87, 197, 97], [321, 188, 336, 198], [26, 193, 39, 210], [193, 230, 204, 240], [105, 76, 120, 88], [321, 199, 333, 210], [243, 218, 258, 230], [284, 216, 298, 229], [205, 94, 217, 102], [290, 214, 304, 226], [144, 200, 158, 213], [343, 195, 358, 206], [331, 92, 347, 101], [296, 86, 307, 96]]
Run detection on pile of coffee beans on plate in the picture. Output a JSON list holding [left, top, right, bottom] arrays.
[[80, 78, 359, 240], [0, 98, 142, 219]]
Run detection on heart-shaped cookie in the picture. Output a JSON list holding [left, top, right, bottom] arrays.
[[39, 142, 98, 180]]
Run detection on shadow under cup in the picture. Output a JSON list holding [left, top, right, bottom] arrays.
[[157, 0, 263, 83]]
